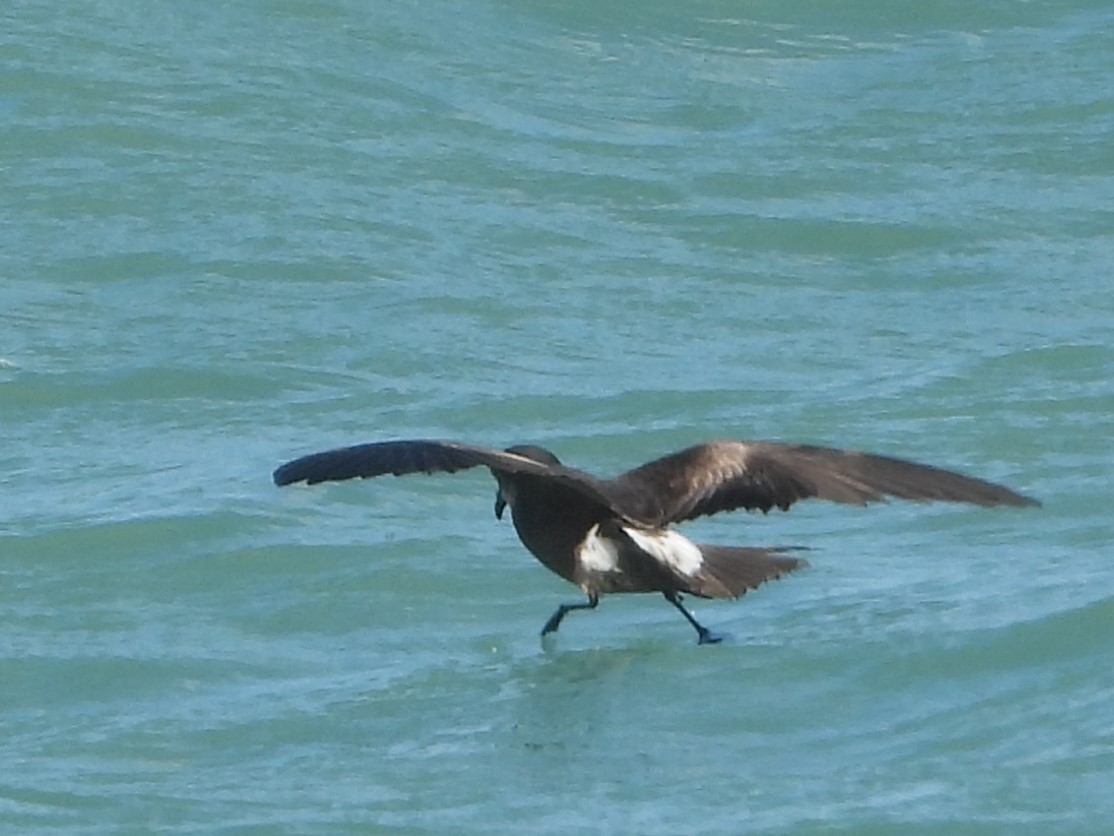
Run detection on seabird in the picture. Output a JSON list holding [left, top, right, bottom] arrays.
[[273, 439, 1039, 644]]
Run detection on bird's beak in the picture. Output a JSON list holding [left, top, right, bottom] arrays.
[[494, 494, 507, 520]]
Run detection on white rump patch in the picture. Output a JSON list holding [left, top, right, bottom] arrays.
[[622, 527, 704, 577], [576, 523, 621, 573]]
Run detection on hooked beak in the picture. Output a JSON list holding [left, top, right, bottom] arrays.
[[494, 494, 507, 520]]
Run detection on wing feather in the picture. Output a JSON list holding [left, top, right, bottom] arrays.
[[273, 439, 619, 511], [273, 439, 531, 485], [607, 441, 1040, 526]]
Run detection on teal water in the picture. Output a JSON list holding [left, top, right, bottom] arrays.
[[3, 0, 1113, 832]]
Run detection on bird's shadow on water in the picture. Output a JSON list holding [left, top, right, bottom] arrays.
[[497, 630, 734, 742], [535, 637, 674, 682], [535, 627, 735, 666]]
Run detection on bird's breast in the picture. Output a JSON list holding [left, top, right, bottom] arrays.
[[508, 496, 597, 584]]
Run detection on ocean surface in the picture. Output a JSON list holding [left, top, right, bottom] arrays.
[[3, 0, 1113, 832]]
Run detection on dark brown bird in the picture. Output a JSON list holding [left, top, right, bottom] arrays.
[[273, 439, 1039, 644]]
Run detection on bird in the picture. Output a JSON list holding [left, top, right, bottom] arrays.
[[272, 438, 1039, 644]]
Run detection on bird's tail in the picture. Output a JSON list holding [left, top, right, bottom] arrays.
[[687, 545, 809, 599]]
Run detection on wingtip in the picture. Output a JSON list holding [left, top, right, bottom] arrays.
[[272, 461, 301, 487], [995, 488, 1041, 509]]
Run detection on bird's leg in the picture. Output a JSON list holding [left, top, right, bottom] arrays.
[[663, 591, 724, 645], [540, 593, 599, 636]]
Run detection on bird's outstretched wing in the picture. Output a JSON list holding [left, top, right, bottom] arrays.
[[273, 439, 619, 510], [606, 440, 1040, 526], [274, 439, 534, 485]]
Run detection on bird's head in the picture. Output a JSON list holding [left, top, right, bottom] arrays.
[[494, 444, 562, 520], [504, 444, 562, 466]]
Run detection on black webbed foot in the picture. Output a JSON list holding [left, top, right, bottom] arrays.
[[663, 591, 725, 645], [696, 627, 727, 645]]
